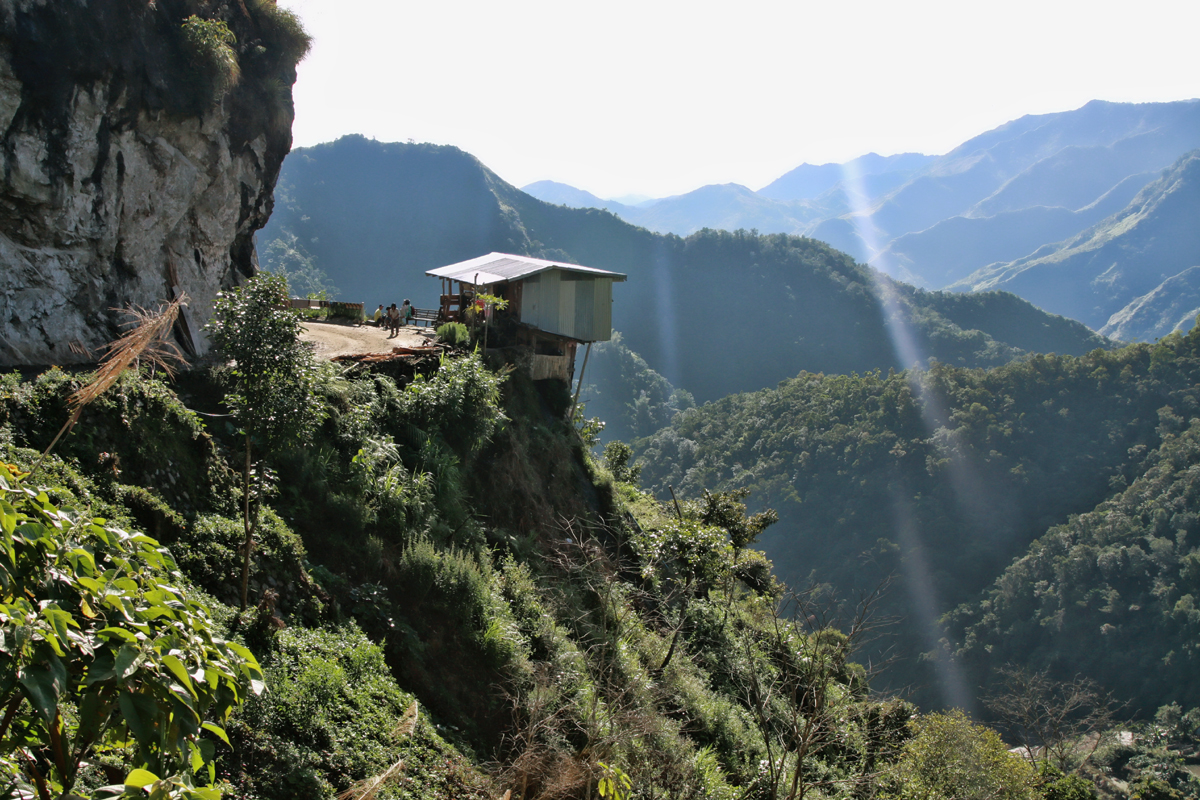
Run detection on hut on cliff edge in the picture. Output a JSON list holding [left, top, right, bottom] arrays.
[[427, 252, 627, 382]]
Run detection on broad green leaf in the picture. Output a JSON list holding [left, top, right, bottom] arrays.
[[201, 722, 230, 747], [76, 576, 103, 592], [42, 606, 77, 649], [19, 658, 66, 722], [119, 690, 159, 748], [224, 641, 254, 662], [115, 643, 141, 679], [77, 690, 110, 739], [160, 654, 196, 696], [97, 626, 139, 643], [15, 522, 46, 541], [124, 768, 160, 789], [189, 740, 205, 774], [0, 500, 16, 535], [197, 736, 216, 764]]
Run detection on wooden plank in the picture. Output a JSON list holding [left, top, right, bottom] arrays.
[[529, 354, 570, 381]]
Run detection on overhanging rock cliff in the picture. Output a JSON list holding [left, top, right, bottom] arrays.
[[0, 0, 306, 365]]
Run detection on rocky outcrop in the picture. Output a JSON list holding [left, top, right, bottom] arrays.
[[0, 0, 305, 364]]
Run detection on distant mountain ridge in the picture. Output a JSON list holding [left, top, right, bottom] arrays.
[[260, 135, 1109, 405], [758, 152, 935, 201], [520, 180, 630, 215], [522, 100, 1200, 340]]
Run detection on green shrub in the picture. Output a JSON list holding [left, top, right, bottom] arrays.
[[395, 537, 491, 630], [172, 508, 307, 606], [0, 368, 224, 517], [350, 436, 435, 536], [398, 352, 507, 454], [180, 15, 240, 101], [436, 321, 470, 346], [247, 0, 313, 66], [328, 301, 364, 322], [0, 466, 263, 799], [232, 625, 412, 798]]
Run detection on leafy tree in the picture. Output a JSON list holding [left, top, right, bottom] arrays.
[[698, 487, 778, 556], [206, 273, 325, 608], [601, 441, 642, 485], [1038, 766, 1098, 800], [0, 464, 264, 799], [740, 584, 888, 800], [892, 709, 1038, 800], [1129, 776, 1184, 800]]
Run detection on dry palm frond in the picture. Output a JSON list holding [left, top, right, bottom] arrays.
[[29, 294, 188, 478], [393, 700, 419, 739], [336, 758, 406, 800]]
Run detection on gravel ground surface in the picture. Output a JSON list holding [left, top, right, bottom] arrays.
[[300, 320, 434, 359]]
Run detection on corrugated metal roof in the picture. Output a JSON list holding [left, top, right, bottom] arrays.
[[426, 252, 628, 284]]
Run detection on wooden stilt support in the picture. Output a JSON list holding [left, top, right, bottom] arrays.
[[569, 341, 592, 419]]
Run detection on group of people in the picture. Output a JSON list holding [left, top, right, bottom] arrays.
[[374, 300, 414, 336]]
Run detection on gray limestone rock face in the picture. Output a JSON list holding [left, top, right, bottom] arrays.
[[0, 0, 300, 366]]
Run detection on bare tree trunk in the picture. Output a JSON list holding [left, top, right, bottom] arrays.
[[656, 588, 691, 675]]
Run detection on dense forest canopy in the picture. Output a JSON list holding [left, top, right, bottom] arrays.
[[631, 322, 1200, 712]]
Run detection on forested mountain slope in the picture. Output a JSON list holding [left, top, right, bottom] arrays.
[[261, 136, 1108, 404], [946, 401, 1200, 712], [631, 324, 1200, 710], [953, 150, 1200, 335]]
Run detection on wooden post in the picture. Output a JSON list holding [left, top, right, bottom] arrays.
[[668, 485, 684, 521], [570, 341, 592, 419]]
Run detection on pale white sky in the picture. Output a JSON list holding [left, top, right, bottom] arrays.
[[279, 0, 1200, 199]]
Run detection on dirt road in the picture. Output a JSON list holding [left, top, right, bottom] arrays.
[[300, 320, 434, 360]]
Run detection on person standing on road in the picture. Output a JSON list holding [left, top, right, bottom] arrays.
[[401, 299, 413, 327], [387, 303, 400, 336]]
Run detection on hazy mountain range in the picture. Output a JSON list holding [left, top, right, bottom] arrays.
[[951, 150, 1200, 337], [523, 99, 1200, 340]]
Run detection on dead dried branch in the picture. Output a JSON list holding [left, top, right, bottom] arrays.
[[336, 758, 406, 800], [30, 294, 188, 478]]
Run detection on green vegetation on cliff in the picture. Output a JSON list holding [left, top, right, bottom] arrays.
[[0, 319, 909, 798]]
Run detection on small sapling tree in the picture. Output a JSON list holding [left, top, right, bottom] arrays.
[[463, 292, 508, 353], [741, 580, 896, 800], [207, 273, 324, 609]]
